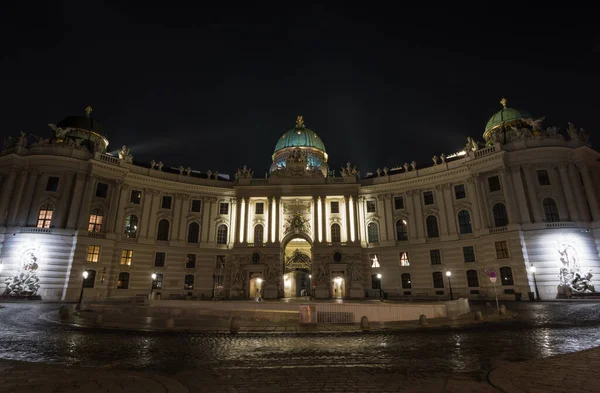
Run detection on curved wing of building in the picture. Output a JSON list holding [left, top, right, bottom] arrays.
[[0, 100, 598, 301]]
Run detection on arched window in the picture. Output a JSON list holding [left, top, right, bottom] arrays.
[[187, 222, 200, 243], [254, 224, 264, 244], [500, 266, 514, 286], [157, 219, 170, 241], [82, 270, 96, 288], [367, 222, 379, 243], [493, 203, 508, 227], [331, 223, 341, 243], [117, 272, 130, 289], [88, 208, 104, 232], [216, 224, 228, 244], [401, 273, 412, 289], [466, 269, 479, 287], [543, 198, 560, 222], [152, 273, 163, 290], [37, 204, 53, 228], [184, 274, 195, 290], [457, 210, 472, 234], [124, 215, 139, 238], [396, 219, 408, 241], [426, 216, 439, 238]]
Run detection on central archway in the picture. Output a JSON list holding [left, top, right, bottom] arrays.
[[281, 232, 313, 298]]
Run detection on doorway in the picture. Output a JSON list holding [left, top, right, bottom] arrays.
[[283, 237, 312, 298], [249, 276, 263, 299], [332, 276, 345, 299]]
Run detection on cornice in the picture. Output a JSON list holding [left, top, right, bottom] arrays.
[[126, 173, 236, 196]]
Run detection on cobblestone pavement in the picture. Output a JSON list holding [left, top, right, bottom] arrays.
[[0, 301, 599, 392]]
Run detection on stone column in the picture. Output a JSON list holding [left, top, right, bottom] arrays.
[[77, 175, 96, 230], [207, 197, 217, 243], [140, 188, 155, 238], [412, 190, 424, 238], [558, 164, 579, 221], [384, 194, 393, 241], [0, 170, 18, 226], [375, 195, 388, 241], [105, 181, 123, 233], [320, 196, 326, 243], [54, 172, 74, 229], [405, 191, 417, 239], [229, 197, 237, 246], [578, 163, 600, 221], [6, 169, 28, 226], [145, 190, 161, 239], [442, 184, 456, 235], [17, 169, 40, 227], [234, 197, 242, 243], [114, 184, 130, 238], [569, 164, 591, 222], [522, 164, 543, 222], [357, 196, 366, 245], [498, 168, 519, 225], [352, 195, 359, 242], [66, 173, 87, 229], [201, 197, 214, 242], [474, 176, 489, 229], [178, 194, 191, 242], [510, 166, 531, 224], [275, 197, 281, 243], [466, 176, 482, 231], [242, 198, 249, 243], [171, 193, 184, 241], [344, 196, 351, 242], [312, 196, 318, 243], [435, 185, 449, 236]]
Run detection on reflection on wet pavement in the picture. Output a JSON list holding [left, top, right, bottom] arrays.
[[0, 301, 598, 377]]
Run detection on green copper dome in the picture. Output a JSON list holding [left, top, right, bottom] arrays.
[[484, 98, 531, 137], [274, 116, 326, 153]]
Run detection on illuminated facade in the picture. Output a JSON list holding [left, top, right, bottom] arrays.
[[1, 101, 599, 301]]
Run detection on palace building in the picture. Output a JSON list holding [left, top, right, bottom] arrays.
[[0, 100, 598, 301]]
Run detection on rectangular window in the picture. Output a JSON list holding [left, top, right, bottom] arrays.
[[432, 272, 444, 288], [82, 270, 96, 288], [130, 190, 142, 204], [117, 272, 129, 289], [152, 273, 163, 290], [399, 252, 410, 266], [488, 176, 501, 192], [454, 184, 466, 199], [330, 201, 340, 214], [463, 246, 476, 263], [423, 191, 435, 205], [430, 249, 441, 265], [161, 195, 172, 209], [184, 275, 194, 290], [86, 245, 100, 263], [466, 270, 480, 287], [191, 199, 202, 212], [120, 249, 133, 265], [371, 274, 381, 290], [95, 182, 108, 198], [537, 170, 551, 186], [154, 252, 166, 267], [369, 254, 380, 268], [255, 202, 264, 215], [219, 202, 229, 215], [186, 254, 196, 268], [394, 196, 404, 210], [46, 176, 59, 192], [366, 200, 376, 213], [495, 241, 509, 259]]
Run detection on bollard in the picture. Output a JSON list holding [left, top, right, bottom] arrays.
[[230, 316, 240, 334], [474, 311, 484, 321], [360, 316, 370, 332], [499, 305, 507, 315], [165, 317, 175, 329], [93, 314, 103, 325], [59, 305, 71, 319], [419, 314, 428, 327]]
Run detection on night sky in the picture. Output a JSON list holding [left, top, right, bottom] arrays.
[[1, 3, 598, 178]]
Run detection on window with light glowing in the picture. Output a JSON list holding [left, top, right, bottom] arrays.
[[399, 252, 410, 266], [124, 215, 139, 238], [86, 245, 101, 263], [120, 249, 133, 265], [370, 254, 380, 268], [88, 208, 104, 232], [37, 204, 53, 228]]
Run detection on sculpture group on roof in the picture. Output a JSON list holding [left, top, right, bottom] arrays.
[[235, 165, 254, 180], [340, 162, 359, 178]]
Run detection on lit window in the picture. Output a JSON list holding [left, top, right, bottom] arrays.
[[400, 252, 410, 266], [370, 254, 380, 268], [88, 208, 104, 232], [495, 241, 509, 259], [37, 204, 53, 228], [86, 245, 101, 262], [124, 215, 139, 238], [120, 249, 133, 265]]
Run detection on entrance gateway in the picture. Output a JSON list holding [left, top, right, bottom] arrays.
[[282, 237, 312, 297]]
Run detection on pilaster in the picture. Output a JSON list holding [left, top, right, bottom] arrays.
[[558, 164, 579, 221], [17, 169, 39, 226], [569, 164, 590, 222], [0, 170, 18, 226], [578, 163, 600, 221], [522, 164, 543, 222], [510, 166, 532, 224], [498, 168, 519, 225]]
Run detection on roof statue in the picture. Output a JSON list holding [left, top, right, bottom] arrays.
[[500, 97, 508, 108], [296, 115, 305, 128], [85, 105, 93, 116]]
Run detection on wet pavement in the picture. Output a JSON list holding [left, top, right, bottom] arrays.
[[1, 301, 599, 392]]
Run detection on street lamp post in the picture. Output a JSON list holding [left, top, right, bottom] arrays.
[[377, 273, 383, 301], [76, 270, 89, 310], [446, 270, 454, 301], [150, 273, 157, 299], [530, 266, 541, 301]]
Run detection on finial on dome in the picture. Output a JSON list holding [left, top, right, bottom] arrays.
[[85, 105, 93, 116], [296, 115, 304, 128], [500, 97, 507, 109]]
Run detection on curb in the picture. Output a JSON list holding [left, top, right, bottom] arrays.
[[488, 363, 527, 393]]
